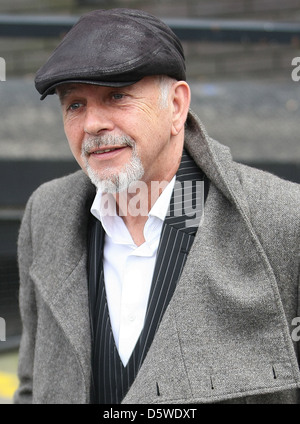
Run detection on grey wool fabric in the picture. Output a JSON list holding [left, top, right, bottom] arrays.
[[14, 110, 300, 404]]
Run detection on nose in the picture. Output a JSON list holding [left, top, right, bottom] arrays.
[[83, 105, 115, 136]]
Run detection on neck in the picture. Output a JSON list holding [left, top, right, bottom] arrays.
[[113, 179, 170, 246]]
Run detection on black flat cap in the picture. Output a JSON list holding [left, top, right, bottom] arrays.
[[35, 8, 186, 100]]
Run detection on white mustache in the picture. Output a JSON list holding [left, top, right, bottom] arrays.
[[81, 134, 135, 156]]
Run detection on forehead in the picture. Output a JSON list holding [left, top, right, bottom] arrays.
[[56, 83, 109, 102], [56, 77, 160, 102]]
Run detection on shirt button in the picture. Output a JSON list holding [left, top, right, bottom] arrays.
[[128, 314, 136, 322]]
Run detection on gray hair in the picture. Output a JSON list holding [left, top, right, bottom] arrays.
[[157, 75, 176, 109]]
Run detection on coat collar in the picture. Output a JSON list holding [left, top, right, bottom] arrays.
[[185, 109, 251, 216]]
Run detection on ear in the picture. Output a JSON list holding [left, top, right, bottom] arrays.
[[170, 81, 191, 136]]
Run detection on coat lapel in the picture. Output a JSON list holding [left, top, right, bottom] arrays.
[[137, 150, 206, 369]]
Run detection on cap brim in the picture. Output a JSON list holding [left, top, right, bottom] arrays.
[[40, 78, 140, 100]]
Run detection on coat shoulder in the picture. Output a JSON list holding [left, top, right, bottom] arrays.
[[234, 162, 300, 220], [26, 170, 95, 215], [32, 170, 93, 200], [19, 170, 96, 248]]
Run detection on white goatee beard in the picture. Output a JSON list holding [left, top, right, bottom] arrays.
[[81, 134, 144, 193]]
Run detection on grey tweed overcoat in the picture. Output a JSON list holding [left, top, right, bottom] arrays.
[[14, 111, 300, 404]]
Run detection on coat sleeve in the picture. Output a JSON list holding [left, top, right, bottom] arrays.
[[13, 194, 37, 404]]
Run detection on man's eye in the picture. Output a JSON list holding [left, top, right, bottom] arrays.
[[67, 102, 82, 111], [112, 93, 125, 100]]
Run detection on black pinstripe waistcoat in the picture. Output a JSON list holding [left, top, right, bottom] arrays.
[[87, 149, 208, 403]]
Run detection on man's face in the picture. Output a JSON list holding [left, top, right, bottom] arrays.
[[58, 76, 180, 192]]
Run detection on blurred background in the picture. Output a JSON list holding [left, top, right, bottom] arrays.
[[0, 0, 299, 403]]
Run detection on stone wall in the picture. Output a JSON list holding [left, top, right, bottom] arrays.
[[0, 0, 299, 80], [1, 0, 299, 19]]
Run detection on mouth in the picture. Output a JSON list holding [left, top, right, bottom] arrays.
[[89, 146, 126, 155], [87, 145, 130, 160], [89, 145, 125, 154]]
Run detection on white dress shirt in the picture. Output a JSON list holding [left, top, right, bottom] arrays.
[[90, 177, 175, 366]]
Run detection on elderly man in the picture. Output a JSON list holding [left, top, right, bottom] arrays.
[[14, 9, 300, 404]]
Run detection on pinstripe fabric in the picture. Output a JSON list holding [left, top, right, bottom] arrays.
[[87, 149, 208, 403]]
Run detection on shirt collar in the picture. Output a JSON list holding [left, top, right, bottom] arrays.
[[148, 176, 175, 221]]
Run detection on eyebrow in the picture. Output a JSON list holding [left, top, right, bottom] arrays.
[[56, 83, 136, 104], [56, 85, 78, 104]]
